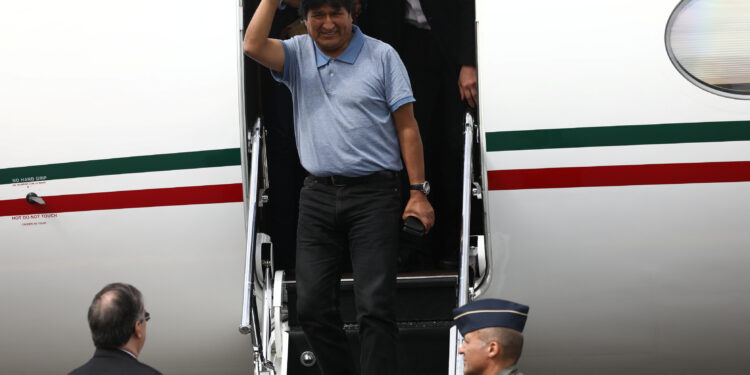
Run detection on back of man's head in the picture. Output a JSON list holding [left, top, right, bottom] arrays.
[[299, 0, 354, 17], [477, 326, 524, 364], [87, 283, 144, 349]]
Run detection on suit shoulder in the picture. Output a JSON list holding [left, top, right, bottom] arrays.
[[67, 357, 95, 375], [136, 361, 163, 375], [68, 351, 162, 375]]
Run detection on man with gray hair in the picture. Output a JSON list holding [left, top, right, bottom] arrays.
[[68, 282, 161, 375], [453, 298, 530, 375]]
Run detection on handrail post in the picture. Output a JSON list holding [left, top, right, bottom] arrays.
[[262, 263, 273, 361], [450, 112, 475, 375]]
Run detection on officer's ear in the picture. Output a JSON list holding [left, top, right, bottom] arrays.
[[486, 340, 502, 359]]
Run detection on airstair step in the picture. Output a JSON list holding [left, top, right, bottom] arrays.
[[285, 274, 458, 325], [286, 321, 452, 375]]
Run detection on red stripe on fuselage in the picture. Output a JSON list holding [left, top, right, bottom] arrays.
[[0, 184, 243, 217], [488, 161, 750, 190]]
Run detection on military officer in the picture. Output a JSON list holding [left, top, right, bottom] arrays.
[[453, 298, 530, 375]]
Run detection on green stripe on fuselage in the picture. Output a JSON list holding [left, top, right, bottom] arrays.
[[0, 148, 241, 184], [486, 120, 750, 152]]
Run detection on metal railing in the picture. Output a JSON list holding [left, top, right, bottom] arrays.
[[449, 111, 476, 375], [240, 118, 272, 374]]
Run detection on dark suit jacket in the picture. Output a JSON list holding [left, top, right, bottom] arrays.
[[360, 0, 476, 66], [418, 0, 476, 67], [68, 348, 162, 375]]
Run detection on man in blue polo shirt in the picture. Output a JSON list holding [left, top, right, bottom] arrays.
[[244, 0, 434, 374]]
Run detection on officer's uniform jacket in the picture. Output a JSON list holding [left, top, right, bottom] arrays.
[[498, 364, 524, 375]]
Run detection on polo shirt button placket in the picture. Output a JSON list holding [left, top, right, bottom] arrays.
[[328, 62, 335, 93]]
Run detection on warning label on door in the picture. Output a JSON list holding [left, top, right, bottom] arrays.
[[11, 213, 58, 226]]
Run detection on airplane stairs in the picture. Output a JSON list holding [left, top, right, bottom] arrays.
[[242, 112, 480, 375]]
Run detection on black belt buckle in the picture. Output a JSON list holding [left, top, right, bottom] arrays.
[[329, 175, 346, 186]]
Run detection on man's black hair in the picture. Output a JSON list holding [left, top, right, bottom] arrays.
[[299, 0, 354, 18], [87, 283, 145, 349]]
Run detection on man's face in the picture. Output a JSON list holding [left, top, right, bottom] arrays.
[[458, 330, 489, 375], [305, 4, 353, 57]]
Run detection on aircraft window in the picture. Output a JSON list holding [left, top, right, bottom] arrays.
[[666, 0, 750, 99]]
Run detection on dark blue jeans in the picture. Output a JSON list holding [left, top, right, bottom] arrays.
[[295, 174, 401, 375]]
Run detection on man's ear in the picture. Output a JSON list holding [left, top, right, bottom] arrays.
[[134, 321, 145, 339], [486, 340, 502, 359]]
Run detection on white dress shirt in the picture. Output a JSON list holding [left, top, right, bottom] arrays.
[[404, 0, 431, 30]]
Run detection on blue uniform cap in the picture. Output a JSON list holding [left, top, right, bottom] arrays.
[[452, 299, 530, 335]]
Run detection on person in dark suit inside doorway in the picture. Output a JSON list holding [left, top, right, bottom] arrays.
[[405, 0, 477, 270], [68, 282, 162, 375], [364, 0, 476, 270]]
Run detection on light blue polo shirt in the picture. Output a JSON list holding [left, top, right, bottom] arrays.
[[272, 25, 415, 177]]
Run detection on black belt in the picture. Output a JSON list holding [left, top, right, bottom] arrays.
[[310, 171, 400, 186]]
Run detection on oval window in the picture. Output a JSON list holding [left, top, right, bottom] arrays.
[[666, 0, 750, 99]]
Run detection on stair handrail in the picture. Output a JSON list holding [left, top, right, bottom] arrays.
[[450, 111, 475, 375], [458, 111, 474, 311], [240, 118, 265, 356]]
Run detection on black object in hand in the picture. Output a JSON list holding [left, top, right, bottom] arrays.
[[403, 216, 425, 237]]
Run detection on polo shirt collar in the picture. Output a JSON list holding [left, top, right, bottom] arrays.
[[314, 25, 365, 67]]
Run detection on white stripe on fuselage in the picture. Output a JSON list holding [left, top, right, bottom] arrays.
[[0, 165, 242, 201], [485, 140, 750, 171]]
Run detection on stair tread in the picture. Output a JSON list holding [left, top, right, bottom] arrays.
[[286, 324, 450, 375]]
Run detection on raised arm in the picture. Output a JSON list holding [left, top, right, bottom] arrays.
[[392, 102, 435, 232], [243, 0, 286, 72]]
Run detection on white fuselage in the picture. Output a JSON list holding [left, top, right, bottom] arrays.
[[0, 1, 250, 373], [476, 1, 750, 374], [3, 1, 750, 374]]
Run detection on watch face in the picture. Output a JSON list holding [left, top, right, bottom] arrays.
[[411, 181, 431, 195]]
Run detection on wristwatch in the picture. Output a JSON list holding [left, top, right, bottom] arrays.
[[409, 181, 431, 196]]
